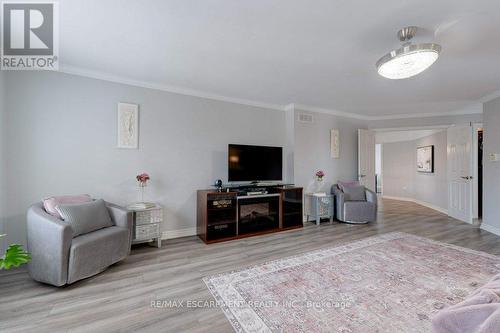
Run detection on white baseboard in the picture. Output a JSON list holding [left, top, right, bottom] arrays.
[[382, 196, 448, 215], [382, 195, 414, 202], [161, 227, 197, 240], [480, 223, 500, 237]]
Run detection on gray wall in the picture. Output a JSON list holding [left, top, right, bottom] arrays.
[[0, 71, 6, 252], [4, 71, 287, 244], [483, 97, 500, 233], [382, 131, 448, 212], [414, 131, 448, 210], [382, 141, 415, 198], [1, 69, 490, 247], [3, 72, 366, 246], [293, 109, 365, 193]]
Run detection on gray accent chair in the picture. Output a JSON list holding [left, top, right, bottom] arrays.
[[332, 184, 377, 224], [27, 202, 133, 286]]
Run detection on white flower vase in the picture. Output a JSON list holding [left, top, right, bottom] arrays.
[[314, 178, 324, 193], [139, 184, 146, 203], [128, 183, 155, 210]]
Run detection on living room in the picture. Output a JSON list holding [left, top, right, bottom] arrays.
[[1, 1, 500, 332]]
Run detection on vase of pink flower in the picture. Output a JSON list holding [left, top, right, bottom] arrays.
[[136, 172, 150, 202], [314, 170, 325, 193]]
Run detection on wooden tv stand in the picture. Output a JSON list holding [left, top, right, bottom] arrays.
[[197, 186, 303, 244]]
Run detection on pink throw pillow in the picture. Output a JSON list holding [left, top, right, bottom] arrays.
[[43, 194, 92, 219], [338, 181, 359, 191]]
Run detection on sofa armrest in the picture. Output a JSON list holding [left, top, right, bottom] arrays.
[[27, 203, 72, 286], [365, 189, 378, 222], [106, 203, 133, 251], [365, 188, 377, 203], [332, 186, 345, 221]]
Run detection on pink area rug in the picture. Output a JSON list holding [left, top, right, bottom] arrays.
[[204, 232, 500, 333]]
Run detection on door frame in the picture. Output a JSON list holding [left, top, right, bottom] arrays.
[[373, 124, 477, 222], [374, 125, 451, 201], [376, 143, 383, 195], [447, 124, 474, 224], [472, 123, 483, 220], [358, 129, 376, 192]]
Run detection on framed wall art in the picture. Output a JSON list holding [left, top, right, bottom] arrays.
[[330, 129, 340, 159], [417, 145, 434, 173], [117, 103, 139, 149]]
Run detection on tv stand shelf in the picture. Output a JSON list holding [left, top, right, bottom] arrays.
[[197, 186, 303, 244], [237, 193, 279, 199]]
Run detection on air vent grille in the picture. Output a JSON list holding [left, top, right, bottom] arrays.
[[298, 113, 313, 123]]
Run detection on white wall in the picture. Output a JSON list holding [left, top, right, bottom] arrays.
[[482, 97, 500, 234], [382, 131, 448, 212], [293, 108, 365, 193], [4, 71, 287, 244], [382, 140, 415, 198]]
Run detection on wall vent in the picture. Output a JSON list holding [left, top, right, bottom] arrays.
[[298, 113, 313, 123]]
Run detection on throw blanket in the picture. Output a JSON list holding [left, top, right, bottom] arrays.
[[432, 274, 500, 333]]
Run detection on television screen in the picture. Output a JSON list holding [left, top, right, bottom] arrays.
[[228, 144, 283, 182]]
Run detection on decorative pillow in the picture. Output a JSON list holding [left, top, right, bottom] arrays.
[[43, 194, 92, 219], [342, 185, 366, 201], [56, 199, 113, 237], [338, 181, 359, 191]]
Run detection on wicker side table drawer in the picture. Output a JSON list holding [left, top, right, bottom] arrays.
[[135, 223, 160, 241], [136, 209, 162, 225]]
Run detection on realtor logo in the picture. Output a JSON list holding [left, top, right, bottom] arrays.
[[1, 1, 58, 70]]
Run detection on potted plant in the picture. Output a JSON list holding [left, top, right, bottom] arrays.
[[128, 173, 155, 210], [0, 234, 30, 270], [315, 170, 325, 181], [314, 170, 325, 193], [136, 172, 150, 202]]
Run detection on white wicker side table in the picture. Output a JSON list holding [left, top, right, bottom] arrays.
[[304, 193, 334, 225], [128, 204, 163, 248]]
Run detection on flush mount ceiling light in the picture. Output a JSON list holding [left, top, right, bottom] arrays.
[[376, 26, 441, 79]]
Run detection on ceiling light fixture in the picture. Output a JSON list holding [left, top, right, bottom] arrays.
[[376, 26, 441, 79]]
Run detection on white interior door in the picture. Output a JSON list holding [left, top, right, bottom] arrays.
[[358, 129, 376, 192], [447, 125, 473, 223]]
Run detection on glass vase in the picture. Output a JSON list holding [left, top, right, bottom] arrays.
[[314, 178, 324, 193], [139, 184, 147, 203]]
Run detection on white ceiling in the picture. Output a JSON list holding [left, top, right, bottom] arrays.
[[59, 0, 500, 117]]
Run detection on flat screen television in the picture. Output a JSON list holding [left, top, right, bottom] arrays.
[[228, 144, 282, 182]]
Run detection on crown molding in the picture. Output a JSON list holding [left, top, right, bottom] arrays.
[[284, 103, 295, 112], [372, 124, 451, 132], [479, 89, 500, 103], [368, 103, 483, 121], [58, 64, 484, 121], [292, 103, 369, 120], [292, 103, 482, 121], [59, 64, 286, 112]]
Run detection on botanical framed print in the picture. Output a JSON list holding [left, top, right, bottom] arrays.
[[330, 129, 340, 159], [417, 145, 434, 173], [117, 103, 139, 149]]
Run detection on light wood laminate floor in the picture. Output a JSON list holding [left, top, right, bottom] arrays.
[[1, 199, 499, 333]]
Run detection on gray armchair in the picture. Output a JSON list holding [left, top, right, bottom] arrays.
[[332, 184, 377, 223], [27, 202, 133, 286]]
